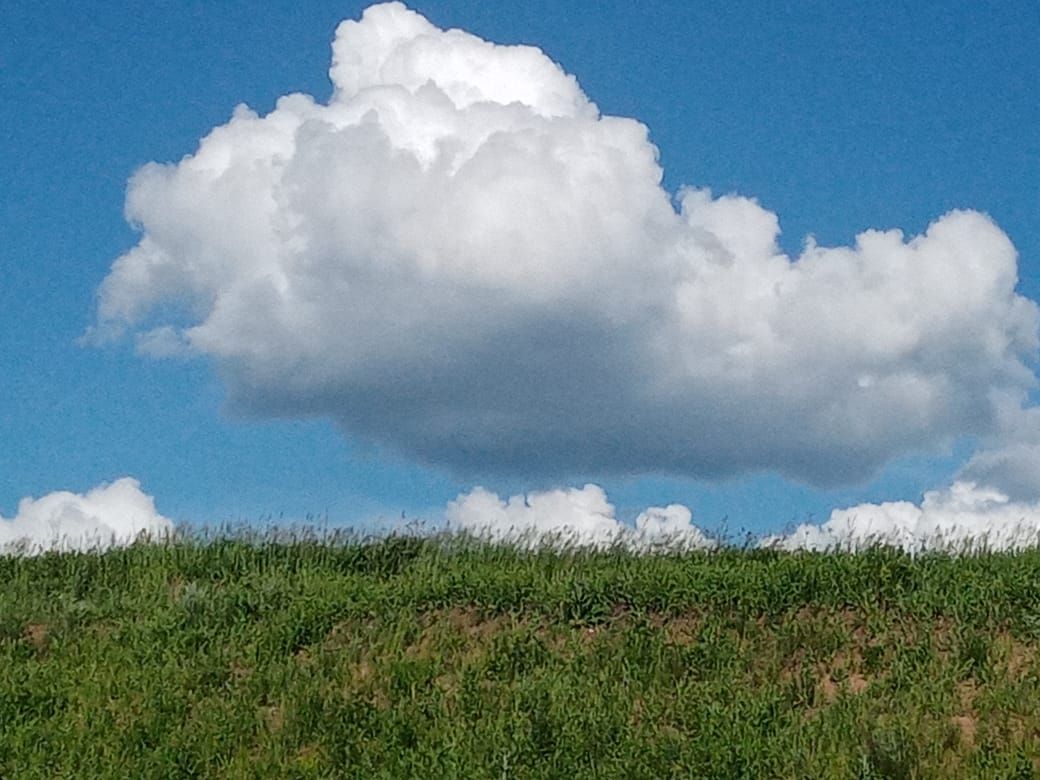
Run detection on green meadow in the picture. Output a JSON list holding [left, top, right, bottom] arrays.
[[3, 534, 1040, 778]]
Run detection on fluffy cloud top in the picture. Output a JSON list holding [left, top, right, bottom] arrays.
[[0, 478, 174, 555], [766, 480, 1040, 554], [93, 2, 1039, 485], [446, 484, 714, 551]]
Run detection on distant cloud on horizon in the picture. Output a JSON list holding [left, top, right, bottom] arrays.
[[8, 475, 1040, 556], [447, 479, 1040, 555], [89, 0, 1040, 547], [446, 483, 716, 552], [0, 478, 173, 555], [763, 480, 1040, 553]]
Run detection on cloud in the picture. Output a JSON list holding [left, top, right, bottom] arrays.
[[758, 400, 1040, 553], [0, 478, 174, 555], [92, 1, 1039, 485], [445, 483, 715, 551], [952, 402, 1040, 502], [764, 480, 1040, 553]]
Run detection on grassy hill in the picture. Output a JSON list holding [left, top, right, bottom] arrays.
[[3, 534, 1040, 778]]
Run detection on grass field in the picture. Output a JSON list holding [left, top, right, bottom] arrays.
[[3, 532, 1040, 778]]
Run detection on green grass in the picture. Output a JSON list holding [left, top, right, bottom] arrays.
[[3, 532, 1040, 778]]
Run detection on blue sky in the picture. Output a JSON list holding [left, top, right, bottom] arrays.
[[2, 0, 1038, 538]]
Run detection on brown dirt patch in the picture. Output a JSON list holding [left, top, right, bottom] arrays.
[[998, 632, 1038, 677], [950, 715, 977, 749], [816, 670, 871, 706], [230, 662, 252, 682], [259, 704, 284, 733], [441, 607, 512, 640], [661, 613, 703, 645], [402, 607, 517, 662], [24, 623, 48, 651], [956, 679, 978, 711], [817, 675, 839, 703], [349, 659, 377, 686], [322, 617, 373, 650], [846, 672, 870, 694]]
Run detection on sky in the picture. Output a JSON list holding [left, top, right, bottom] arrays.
[[1, 0, 1039, 550]]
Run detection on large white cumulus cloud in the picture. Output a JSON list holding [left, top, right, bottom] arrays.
[[93, 2, 1039, 485], [446, 484, 714, 551], [0, 478, 174, 555]]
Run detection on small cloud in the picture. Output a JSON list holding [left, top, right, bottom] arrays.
[[763, 480, 1040, 554], [0, 478, 174, 555], [445, 483, 715, 551]]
